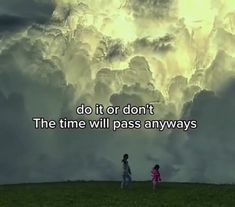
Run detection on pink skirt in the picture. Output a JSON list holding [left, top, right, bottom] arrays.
[[152, 179, 160, 185]]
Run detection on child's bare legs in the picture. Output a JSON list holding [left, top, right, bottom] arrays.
[[152, 181, 157, 191], [121, 175, 125, 189], [121, 174, 132, 189]]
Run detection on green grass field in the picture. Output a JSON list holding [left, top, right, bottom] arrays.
[[0, 182, 235, 207]]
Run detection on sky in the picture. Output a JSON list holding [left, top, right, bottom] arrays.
[[0, 0, 235, 184]]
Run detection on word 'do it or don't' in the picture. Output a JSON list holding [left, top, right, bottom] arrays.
[[32, 104, 197, 131]]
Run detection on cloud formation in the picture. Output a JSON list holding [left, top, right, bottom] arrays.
[[0, 1, 54, 34], [0, 0, 235, 184]]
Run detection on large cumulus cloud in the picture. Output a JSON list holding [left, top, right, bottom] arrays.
[[0, 0, 235, 184], [165, 79, 235, 183]]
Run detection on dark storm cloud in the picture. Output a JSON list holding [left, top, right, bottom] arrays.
[[1, 0, 235, 185], [129, 0, 177, 19], [165, 79, 235, 183], [133, 34, 175, 54], [0, 29, 121, 183], [93, 37, 130, 63], [110, 93, 144, 106], [0, 0, 54, 32], [0, 36, 75, 183], [0, 15, 30, 32], [0, 91, 30, 183]]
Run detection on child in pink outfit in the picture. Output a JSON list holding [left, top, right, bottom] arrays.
[[151, 164, 161, 191]]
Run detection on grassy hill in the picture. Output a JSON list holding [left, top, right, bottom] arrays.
[[0, 182, 235, 207]]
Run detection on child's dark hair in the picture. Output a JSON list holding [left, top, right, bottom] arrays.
[[154, 164, 160, 170], [122, 153, 129, 162]]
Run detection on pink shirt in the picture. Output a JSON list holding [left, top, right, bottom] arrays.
[[151, 169, 161, 182]]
